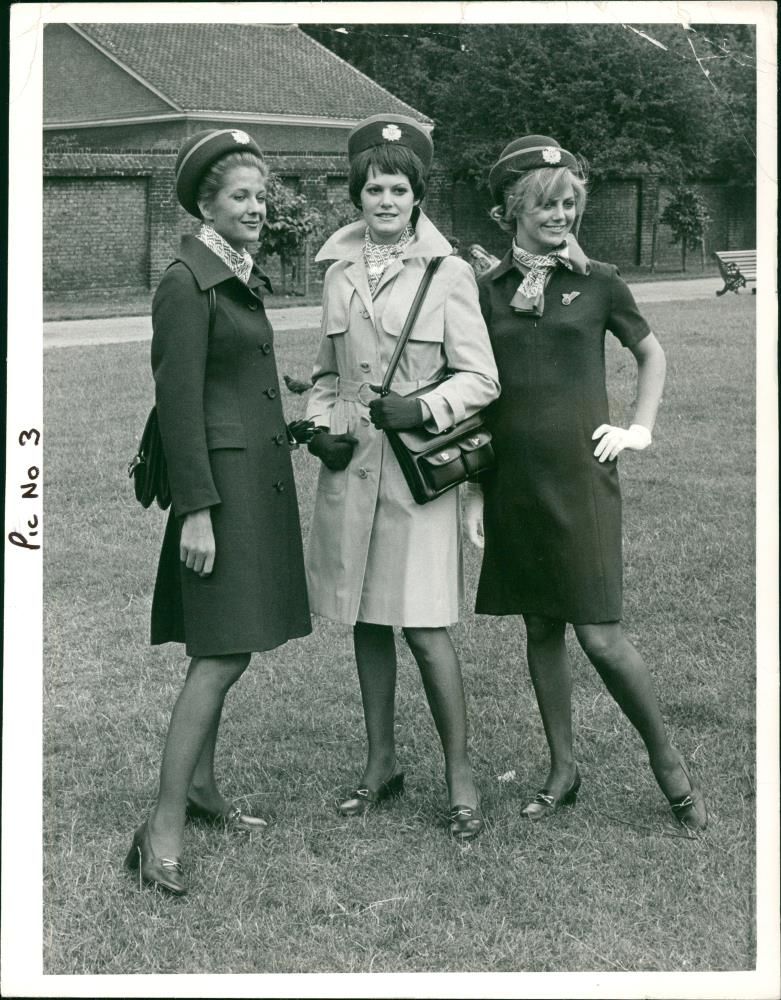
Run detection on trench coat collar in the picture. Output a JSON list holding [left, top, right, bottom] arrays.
[[174, 234, 272, 295], [315, 210, 453, 263], [487, 233, 591, 282], [315, 211, 452, 316]]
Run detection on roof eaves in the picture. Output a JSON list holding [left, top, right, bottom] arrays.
[[69, 23, 183, 113]]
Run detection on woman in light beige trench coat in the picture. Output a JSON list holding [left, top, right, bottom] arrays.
[[304, 115, 499, 841]]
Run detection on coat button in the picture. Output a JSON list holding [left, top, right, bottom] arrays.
[[361, 309, 370, 319], [360, 415, 371, 425], [273, 433, 285, 446], [248, 302, 259, 311], [358, 467, 368, 479], [273, 480, 285, 492], [359, 361, 371, 372], [264, 387, 278, 399], [261, 343, 272, 355]]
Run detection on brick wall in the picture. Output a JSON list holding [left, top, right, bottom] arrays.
[[450, 181, 504, 257], [43, 125, 756, 294], [44, 174, 154, 293], [579, 180, 641, 264], [422, 167, 454, 242]]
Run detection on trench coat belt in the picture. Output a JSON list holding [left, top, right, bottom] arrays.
[[336, 377, 424, 407]]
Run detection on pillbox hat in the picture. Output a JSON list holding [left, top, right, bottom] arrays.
[[175, 128, 264, 218], [489, 135, 578, 202], [348, 114, 433, 173]]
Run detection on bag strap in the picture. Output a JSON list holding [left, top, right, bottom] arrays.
[[380, 257, 444, 395], [207, 286, 216, 338]]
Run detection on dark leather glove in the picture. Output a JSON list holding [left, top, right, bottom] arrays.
[[287, 419, 316, 445], [307, 430, 359, 471], [367, 388, 425, 430]]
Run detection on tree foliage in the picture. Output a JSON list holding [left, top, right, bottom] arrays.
[[303, 23, 756, 188], [659, 186, 712, 270], [257, 175, 323, 265]]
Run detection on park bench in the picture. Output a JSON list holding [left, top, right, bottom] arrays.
[[713, 250, 756, 296]]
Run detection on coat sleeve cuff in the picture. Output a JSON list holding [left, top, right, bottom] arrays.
[[419, 390, 463, 430], [173, 490, 221, 520]]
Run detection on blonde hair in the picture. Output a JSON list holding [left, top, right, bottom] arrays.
[[196, 151, 269, 220], [490, 166, 587, 234]]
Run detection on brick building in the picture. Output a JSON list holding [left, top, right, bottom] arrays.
[[43, 22, 434, 296], [44, 22, 754, 297]]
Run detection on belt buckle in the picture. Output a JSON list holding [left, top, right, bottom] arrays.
[[357, 382, 376, 406]]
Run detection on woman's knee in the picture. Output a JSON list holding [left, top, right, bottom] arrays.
[[574, 623, 625, 665], [402, 626, 451, 662], [188, 652, 250, 692], [523, 614, 565, 646]]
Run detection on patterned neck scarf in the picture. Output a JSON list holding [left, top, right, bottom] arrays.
[[510, 239, 574, 313], [196, 224, 254, 284], [363, 224, 415, 295]]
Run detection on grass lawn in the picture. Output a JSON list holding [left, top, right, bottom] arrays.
[[43, 294, 756, 975]]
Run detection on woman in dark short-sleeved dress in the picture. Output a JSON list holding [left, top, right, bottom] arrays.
[[125, 129, 311, 896], [464, 135, 707, 833]]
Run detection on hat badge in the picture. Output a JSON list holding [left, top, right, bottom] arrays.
[[382, 123, 403, 142], [542, 147, 562, 164], [231, 130, 251, 144]]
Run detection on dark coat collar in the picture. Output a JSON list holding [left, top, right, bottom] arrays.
[[174, 234, 272, 294]]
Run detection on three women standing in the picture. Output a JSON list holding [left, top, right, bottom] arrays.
[[305, 115, 499, 840], [127, 129, 311, 895], [466, 135, 707, 832]]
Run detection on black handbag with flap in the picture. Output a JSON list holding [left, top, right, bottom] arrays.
[[380, 258, 495, 505]]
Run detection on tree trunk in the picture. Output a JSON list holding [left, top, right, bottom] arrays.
[[681, 241, 687, 272], [650, 219, 657, 273]]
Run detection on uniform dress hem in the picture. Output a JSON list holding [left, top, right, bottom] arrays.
[[474, 601, 621, 625], [151, 622, 312, 658]]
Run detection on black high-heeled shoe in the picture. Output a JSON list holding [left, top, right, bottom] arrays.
[[338, 769, 405, 817], [185, 797, 268, 832], [665, 756, 707, 834], [449, 795, 484, 842], [124, 821, 187, 896], [521, 767, 581, 821]]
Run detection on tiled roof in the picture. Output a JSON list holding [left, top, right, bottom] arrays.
[[76, 23, 430, 122]]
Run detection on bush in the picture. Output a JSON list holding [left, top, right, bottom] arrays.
[[659, 186, 712, 271]]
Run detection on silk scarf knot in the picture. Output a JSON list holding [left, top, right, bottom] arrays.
[[363, 224, 415, 295], [511, 240, 574, 313], [196, 225, 254, 284]]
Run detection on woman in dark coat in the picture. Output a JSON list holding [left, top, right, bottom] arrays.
[[126, 129, 311, 895], [464, 135, 707, 833]]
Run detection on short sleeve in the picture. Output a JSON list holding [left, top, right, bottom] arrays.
[[607, 267, 651, 349]]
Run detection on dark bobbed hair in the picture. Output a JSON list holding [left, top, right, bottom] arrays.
[[195, 151, 269, 221], [348, 145, 427, 208]]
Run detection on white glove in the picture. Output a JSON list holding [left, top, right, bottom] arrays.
[[592, 423, 652, 463], [462, 483, 484, 549]]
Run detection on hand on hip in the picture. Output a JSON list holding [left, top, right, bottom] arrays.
[[592, 423, 652, 463]]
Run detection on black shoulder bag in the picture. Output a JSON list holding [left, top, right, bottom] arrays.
[[380, 258, 494, 505], [128, 286, 216, 509]]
